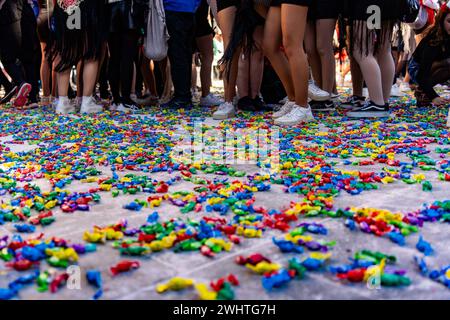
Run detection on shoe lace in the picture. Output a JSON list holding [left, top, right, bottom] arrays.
[[217, 103, 230, 111]]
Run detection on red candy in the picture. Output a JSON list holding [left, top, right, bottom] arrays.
[[110, 260, 140, 276]]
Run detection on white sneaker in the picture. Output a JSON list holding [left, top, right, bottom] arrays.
[[308, 80, 330, 101], [80, 96, 103, 114], [117, 103, 140, 114], [109, 102, 123, 111], [390, 84, 403, 97], [272, 100, 295, 119], [213, 102, 235, 120], [274, 105, 314, 126], [278, 96, 288, 104], [399, 82, 411, 93], [55, 98, 75, 114], [200, 93, 224, 107]]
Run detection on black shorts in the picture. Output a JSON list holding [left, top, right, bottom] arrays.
[[309, 0, 342, 20], [271, 0, 312, 7], [195, 0, 214, 37], [217, 0, 239, 12]]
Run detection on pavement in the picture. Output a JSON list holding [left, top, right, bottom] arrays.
[[0, 88, 449, 300]]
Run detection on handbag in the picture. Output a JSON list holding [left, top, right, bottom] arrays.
[[143, 0, 170, 61], [400, 0, 420, 23]]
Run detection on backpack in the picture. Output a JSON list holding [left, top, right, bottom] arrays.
[[144, 0, 169, 61]]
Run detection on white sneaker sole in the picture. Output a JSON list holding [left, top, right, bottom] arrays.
[[81, 109, 103, 114], [274, 116, 314, 126], [213, 110, 235, 120], [347, 111, 389, 118]]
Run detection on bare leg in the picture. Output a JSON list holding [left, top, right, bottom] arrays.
[[263, 6, 295, 101], [249, 25, 265, 99], [217, 6, 238, 102], [237, 51, 250, 98], [55, 57, 71, 97], [316, 19, 337, 93], [82, 59, 99, 97], [352, 23, 384, 105], [375, 27, 395, 103], [304, 22, 321, 87], [76, 61, 83, 98], [191, 55, 198, 91], [281, 4, 309, 107], [141, 56, 158, 97], [40, 42, 51, 97], [196, 34, 214, 97]]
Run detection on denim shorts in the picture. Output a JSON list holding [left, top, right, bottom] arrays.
[[408, 57, 420, 85]]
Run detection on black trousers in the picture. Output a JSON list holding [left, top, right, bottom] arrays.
[[108, 30, 139, 103], [0, 1, 39, 102], [0, 20, 25, 87], [165, 11, 196, 102]]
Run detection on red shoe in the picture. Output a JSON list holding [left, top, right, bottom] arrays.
[[13, 83, 32, 108]]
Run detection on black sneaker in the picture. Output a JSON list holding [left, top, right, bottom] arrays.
[[160, 98, 193, 109], [310, 100, 336, 112], [414, 89, 433, 107], [347, 100, 389, 118], [237, 96, 256, 112], [340, 95, 365, 110], [0, 85, 17, 104]]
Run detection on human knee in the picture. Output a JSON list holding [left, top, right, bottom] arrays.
[[282, 35, 300, 58]]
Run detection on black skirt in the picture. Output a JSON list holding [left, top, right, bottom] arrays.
[[309, 0, 343, 20], [49, 0, 108, 72], [271, 0, 312, 7], [346, 0, 399, 56], [345, 0, 400, 21]]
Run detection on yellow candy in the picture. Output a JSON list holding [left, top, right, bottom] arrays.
[[283, 162, 293, 169], [99, 184, 112, 191], [44, 200, 58, 210], [206, 238, 232, 251], [161, 235, 177, 248], [246, 261, 280, 274], [381, 176, 395, 184], [83, 231, 106, 243], [156, 277, 194, 293], [236, 226, 262, 238], [149, 240, 164, 252], [364, 259, 386, 282], [195, 283, 217, 300], [45, 248, 79, 262], [149, 199, 162, 207], [445, 269, 450, 279], [105, 228, 123, 240], [310, 252, 331, 261]]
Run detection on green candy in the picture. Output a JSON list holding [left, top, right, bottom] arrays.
[[422, 181, 432, 191], [40, 217, 55, 226], [217, 283, 235, 300], [380, 273, 411, 287]]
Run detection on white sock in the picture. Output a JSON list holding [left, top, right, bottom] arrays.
[[59, 96, 69, 104], [81, 96, 92, 106]]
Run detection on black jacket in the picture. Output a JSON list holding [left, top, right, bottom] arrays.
[[413, 33, 450, 99]]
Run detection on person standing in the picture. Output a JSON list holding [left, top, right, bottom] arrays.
[[162, 0, 201, 109], [0, 0, 33, 108]]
